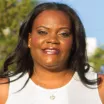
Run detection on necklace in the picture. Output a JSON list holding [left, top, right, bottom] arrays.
[[50, 95, 55, 100], [49, 89, 58, 100], [35, 79, 59, 100], [33, 71, 71, 100]]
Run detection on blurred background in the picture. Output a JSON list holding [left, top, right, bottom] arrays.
[[0, 0, 104, 73]]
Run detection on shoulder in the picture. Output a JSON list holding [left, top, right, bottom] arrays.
[[98, 74, 104, 104], [0, 73, 27, 104], [0, 78, 9, 104]]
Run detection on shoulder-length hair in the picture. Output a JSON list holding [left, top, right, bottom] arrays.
[[0, 2, 99, 86]]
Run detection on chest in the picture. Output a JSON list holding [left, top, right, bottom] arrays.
[[6, 79, 102, 104]]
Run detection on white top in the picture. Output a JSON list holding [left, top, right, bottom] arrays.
[[6, 72, 102, 104]]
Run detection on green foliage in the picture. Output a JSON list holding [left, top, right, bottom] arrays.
[[0, 0, 37, 69], [89, 47, 104, 72]]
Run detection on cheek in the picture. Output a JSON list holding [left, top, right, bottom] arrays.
[[64, 38, 73, 51], [31, 36, 38, 46]]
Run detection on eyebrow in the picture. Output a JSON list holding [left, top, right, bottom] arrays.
[[36, 26, 70, 30], [36, 26, 50, 29]]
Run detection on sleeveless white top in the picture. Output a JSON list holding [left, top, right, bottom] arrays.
[[6, 72, 102, 104]]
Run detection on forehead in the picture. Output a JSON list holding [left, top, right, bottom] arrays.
[[33, 10, 71, 28]]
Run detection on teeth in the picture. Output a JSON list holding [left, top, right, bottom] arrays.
[[45, 49, 55, 52], [44, 49, 59, 54]]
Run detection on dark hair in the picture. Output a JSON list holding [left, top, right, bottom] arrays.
[[0, 2, 99, 86]]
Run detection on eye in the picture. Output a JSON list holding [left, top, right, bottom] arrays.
[[37, 30, 48, 35], [60, 32, 71, 38]]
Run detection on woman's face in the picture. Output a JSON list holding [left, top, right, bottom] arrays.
[[28, 10, 73, 71]]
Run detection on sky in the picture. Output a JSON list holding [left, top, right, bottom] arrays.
[[39, 0, 104, 46]]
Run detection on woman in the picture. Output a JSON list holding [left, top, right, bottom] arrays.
[[0, 2, 104, 104]]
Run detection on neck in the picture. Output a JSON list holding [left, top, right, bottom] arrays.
[[31, 66, 74, 89]]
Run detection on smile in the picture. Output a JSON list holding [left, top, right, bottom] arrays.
[[42, 48, 60, 55]]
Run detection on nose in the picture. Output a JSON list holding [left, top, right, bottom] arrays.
[[46, 33, 60, 45]]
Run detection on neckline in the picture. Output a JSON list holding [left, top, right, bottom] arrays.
[[29, 71, 76, 92]]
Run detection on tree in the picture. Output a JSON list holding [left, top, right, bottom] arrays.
[[0, 0, 37, 69], [89, 47, 104, 72]]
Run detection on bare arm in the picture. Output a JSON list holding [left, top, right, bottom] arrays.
[[0, 79, 9, 104], [98, 74, 104, 104]]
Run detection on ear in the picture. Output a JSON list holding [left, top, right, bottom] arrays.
[[28, 33, 31, 48]]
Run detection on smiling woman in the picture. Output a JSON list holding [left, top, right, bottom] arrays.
[[0, 2, 104, 104], [28, 10, 73, 71]]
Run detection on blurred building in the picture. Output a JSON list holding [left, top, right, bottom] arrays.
[[86, 37, 97, 57]]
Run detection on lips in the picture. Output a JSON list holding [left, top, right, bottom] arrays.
[[42, 48, 60, 55]]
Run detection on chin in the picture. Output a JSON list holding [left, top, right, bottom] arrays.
[[43, 63, 64, 72]]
